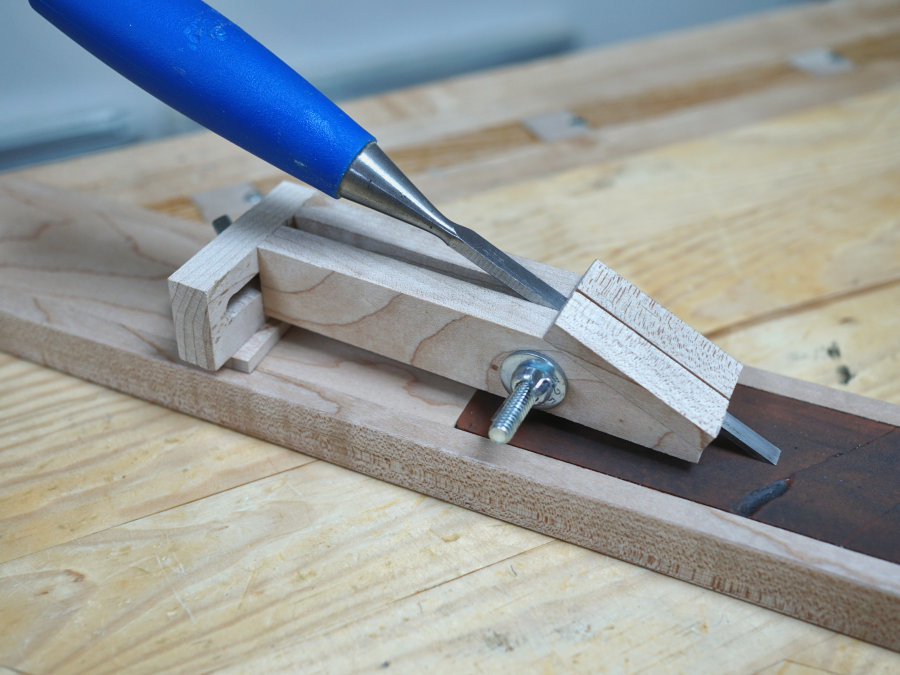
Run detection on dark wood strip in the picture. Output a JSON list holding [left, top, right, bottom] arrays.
[[456, 384, 900, 564], [389, 121, 538, 174], [573, 63, 797, 129], [572, 31, 900, 130], [146, 195, 204, 222], [382, 30, 900, 179]]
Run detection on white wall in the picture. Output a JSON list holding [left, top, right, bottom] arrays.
[[1, 0, 809, 170]]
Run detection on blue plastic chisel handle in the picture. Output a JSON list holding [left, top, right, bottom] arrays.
[[30, 0, 375, 197]]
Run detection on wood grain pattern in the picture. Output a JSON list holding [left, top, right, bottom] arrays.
[[571, 29, 900, 129], [389, 120, 539, 174], [572, 261, 743, 398], [447, 86, 900, 337], [0, 460, 551, 673], [719, 286, 900, 408], [548, 291, 725, 455], [0, 355, 311, 566]]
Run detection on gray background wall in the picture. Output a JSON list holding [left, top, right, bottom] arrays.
[[1, 0, 810, 170]]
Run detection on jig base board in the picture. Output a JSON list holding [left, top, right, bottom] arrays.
[[1, 178, 898, 650]]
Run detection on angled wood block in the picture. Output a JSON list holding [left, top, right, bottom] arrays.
[[546, 261, 741, 457], [571, 261, 743, 399], [168, 182, 740, 461]]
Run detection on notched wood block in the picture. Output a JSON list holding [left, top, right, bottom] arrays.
[[546, 260, 741, 462], [167, 183, 314, 370]]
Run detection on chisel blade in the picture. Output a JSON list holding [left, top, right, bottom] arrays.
[[447, 225, 567, 310], [338, 143, 568, 310], [720, 412, 782, 464]]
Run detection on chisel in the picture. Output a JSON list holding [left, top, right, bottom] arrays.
[[31, 0, 780, 463], [30, 0, 566, 310]]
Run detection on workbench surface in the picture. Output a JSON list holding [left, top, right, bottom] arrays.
[[3, 1, 899, 671]]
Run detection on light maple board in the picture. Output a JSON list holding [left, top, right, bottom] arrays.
[[1, 179, 898, 651]]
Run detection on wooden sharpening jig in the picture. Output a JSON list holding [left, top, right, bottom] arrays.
[[169, 182, 776, 465]]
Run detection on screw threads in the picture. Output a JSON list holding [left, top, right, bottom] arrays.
[[490, 350, 567, 445], [489, 380, 536, 444]]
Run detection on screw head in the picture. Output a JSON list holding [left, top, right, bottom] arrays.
[[489, 351, 567, 444], [498, 350, 567, 409]]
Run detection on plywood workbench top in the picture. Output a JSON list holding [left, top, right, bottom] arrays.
[[2, 0, 899, 671]]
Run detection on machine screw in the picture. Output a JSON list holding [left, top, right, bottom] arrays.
[[489, 351, 567, 444]]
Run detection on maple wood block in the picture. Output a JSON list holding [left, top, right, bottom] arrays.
[[572, 261, 742, 398], [546, 261, 739, 454], [257, 225, 702, 459], [226, 320, 290, 373], [167, 184, 308, 370]]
